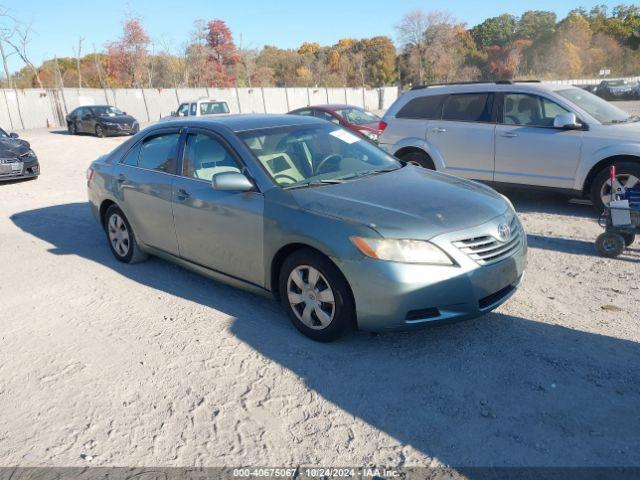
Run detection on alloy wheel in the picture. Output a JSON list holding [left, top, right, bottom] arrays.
[[287, 265, 335, 330], [600, 174, 640, 206], [108, 213, 130, 257]]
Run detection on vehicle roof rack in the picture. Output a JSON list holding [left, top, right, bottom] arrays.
[[410, 80, 541, 90]]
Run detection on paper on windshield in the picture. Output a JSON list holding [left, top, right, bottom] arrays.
[[330, 129, 361, 144]]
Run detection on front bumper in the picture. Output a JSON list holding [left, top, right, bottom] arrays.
[[337, 213, 527, 332], [101, 123, 139, 135], [0, 157, 39, 182]]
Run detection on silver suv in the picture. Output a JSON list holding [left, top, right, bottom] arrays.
[[379, 81, 640, 210]]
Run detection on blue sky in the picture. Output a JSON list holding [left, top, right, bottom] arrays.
[[3, 0, 625, 72]]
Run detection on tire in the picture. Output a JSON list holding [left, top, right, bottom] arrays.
[[68, 122, 77, 135], [399, 150, 435, 170], [595, 232, 625, 258], [621, 233, 636, 247], [590, 161, 640, 213], [95, 125, 106, 138], [278, 248, 354, 342], [104, 205, 148, 264]]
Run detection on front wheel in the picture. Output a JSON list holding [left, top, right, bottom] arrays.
[[590, 161, 640, 212], [95, 125, 106, 138], [399, 150, 435, 170], [278, 249, 354, 342], [68, 122, 77, 135], [595, 232, 625, 258], [104, 205, 148, 263]]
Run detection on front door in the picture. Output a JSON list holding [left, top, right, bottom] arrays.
[[114, 129, 182, 255], [494, 93, 583, 188], [426, 92, 496, 181], [171, 129, 265, 286]]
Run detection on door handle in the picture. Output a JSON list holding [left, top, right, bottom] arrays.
[[432, 127, 447, 133], [176, 188, 190, 201], [500, 132, 518, 138]]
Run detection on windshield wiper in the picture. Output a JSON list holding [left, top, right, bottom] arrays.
[[283, 179, 344, 190], [336, 166, 402, 181], [610, 115, 640, 124]]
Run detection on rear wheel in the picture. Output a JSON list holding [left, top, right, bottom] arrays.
[[590, 161, 640, 212], [68, 122, 77, 135], [104, 205, 148, 264], [278, 249, 354, 342], [399, 150, 435, 170], [595, 232, 625, 258]]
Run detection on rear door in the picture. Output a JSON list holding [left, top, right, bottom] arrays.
[[113, 128, 182, 255], [494, 92, 583, 188], [171, 128, 265, 286], [427, 92, 496, 181]]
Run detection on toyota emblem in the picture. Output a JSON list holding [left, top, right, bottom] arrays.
[[497, 223, 511, 242]]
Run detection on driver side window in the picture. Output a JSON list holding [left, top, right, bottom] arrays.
[[504, 93, 570, 127], [182, 133, 241, 182], [177, 104, 189, 116]]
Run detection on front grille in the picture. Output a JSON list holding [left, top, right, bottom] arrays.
[[452, 216, 523, 265], [0, 158, 19, 164]]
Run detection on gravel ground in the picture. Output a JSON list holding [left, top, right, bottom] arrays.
[[1, 112, 639, 468]]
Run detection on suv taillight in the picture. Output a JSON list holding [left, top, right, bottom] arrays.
[[378, 121, 388, 132]]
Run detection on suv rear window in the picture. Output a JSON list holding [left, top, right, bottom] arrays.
[[442, 93, 494, 123], [396, 94, 445, 120]]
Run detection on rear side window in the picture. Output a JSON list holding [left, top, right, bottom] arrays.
[[190, 103, 197, 115], [137, 133, 180, 173], [396, 94, 445, 119], [442, 93, 494, 122]]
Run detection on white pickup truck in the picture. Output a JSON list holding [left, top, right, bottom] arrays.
[[160, 98, 230, 122]]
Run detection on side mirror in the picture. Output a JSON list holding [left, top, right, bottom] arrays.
[[554, 113, 581, 130], [211, 171, 254, 192], [9, 132, 19, 139]]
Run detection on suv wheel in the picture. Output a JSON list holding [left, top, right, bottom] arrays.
[[399, 150, 435, 170], [68, 122, 77, 135], [278, 249, 354, 342], [590, 161, 640, 212], [104, 205, 148, 264]]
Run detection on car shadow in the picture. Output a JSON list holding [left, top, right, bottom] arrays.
[[496, 187, 597, 219], [10, 202, 640, 468], [527, 233, 640, 263]]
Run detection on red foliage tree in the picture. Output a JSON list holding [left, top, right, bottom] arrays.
[[106, 18, 150, 87], [205, 19, 239, 87]]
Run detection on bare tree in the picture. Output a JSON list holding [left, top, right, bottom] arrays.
[[0, 5, 16, 88], [72, 36, 84, 87], [92, 43, 106, 88], [5, 20, 44, 89]]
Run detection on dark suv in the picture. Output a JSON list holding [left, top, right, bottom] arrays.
[[66, 105, 139, 137]]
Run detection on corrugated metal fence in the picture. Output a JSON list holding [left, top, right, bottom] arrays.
[[0, 86, 400, 132]]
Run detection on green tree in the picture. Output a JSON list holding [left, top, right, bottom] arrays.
[[471, 14, 517, 48]]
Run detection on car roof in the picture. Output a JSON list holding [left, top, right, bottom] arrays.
[[298, 104, 361, 111], [153, 114, 326, 132]]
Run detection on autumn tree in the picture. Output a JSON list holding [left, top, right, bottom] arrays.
[[106, 16, 150, 87], [205, 19, 239, 87]]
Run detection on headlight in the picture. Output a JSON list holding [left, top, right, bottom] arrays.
[[19, 149, 36, 159], [351, 237, 453, 265], [360, 130, 379, 142], [101, 122, 116, 126]]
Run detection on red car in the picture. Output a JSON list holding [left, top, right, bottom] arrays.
[[288, 104, 384, 142]]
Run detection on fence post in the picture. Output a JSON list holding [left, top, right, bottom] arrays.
[[306, 88, 311, 106], [235, 87, 242, 113], [260, 87, 267, 113], [140, 88, 151, 122], [2, 89, 14, 131], [284, 87, 290, 111]]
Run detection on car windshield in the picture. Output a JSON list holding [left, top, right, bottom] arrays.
[[92, 106, 124, 116], [200, 102, 230, 115], [556, 88, 632, 124], [334, 107, 380, 125], [238, 124, 401, 188]]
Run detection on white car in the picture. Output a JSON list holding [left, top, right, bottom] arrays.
[[379, 81, 640, 211], [161, 98, 230, 121]]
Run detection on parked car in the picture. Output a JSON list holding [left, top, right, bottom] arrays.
[[289, 104, 383, 142], [379, 81, 640, 212], [160, 98, 230, 122], [0, 128, 39, 182], [66, 105, 139, 137], [595, 79, 637, 100], [87, 115, 526, 341]]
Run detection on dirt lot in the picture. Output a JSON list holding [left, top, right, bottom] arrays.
[[1, 115, 639, 468]]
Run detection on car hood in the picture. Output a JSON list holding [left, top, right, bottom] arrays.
[[97, 115, 136, 124], [0, 138, 30, 157], [594, 122, 640, 140], [291, 166, 509, 240]]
